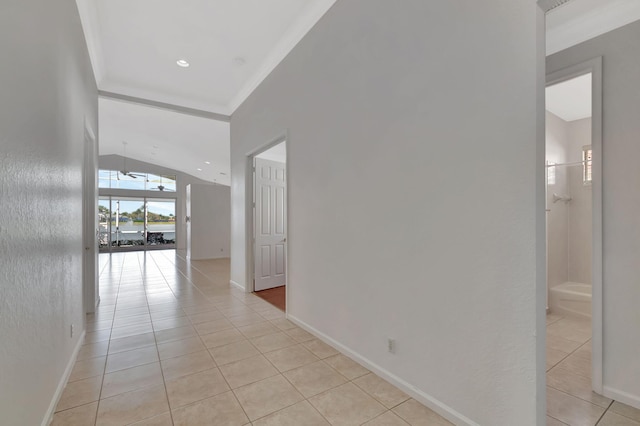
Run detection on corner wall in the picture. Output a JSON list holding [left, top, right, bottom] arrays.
[[0, 0, 98, 424], [548, 20, 640, 408], [231, 1, 543, 423]]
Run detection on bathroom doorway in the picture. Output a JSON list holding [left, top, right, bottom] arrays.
[[545, 58, 605, 422]]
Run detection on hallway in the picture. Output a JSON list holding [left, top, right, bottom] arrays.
[[52, 251, 452, 425]]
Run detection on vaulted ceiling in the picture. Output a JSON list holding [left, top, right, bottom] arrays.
[[77, 0, 640, 184]]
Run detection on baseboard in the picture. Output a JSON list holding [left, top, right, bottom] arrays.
[[230, 280, 246, 292], [286, 314, 477, 426], [603, 386, 640, 410], [42, 330, 86, 426]]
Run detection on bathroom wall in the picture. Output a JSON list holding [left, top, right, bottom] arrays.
[[567, 118, 592, 285], [546, 111, 569, 288], [546, 110, 592, 289]]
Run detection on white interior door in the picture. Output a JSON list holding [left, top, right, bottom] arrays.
[[254, 158, 286, 291]]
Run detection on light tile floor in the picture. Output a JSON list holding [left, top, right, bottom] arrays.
[[53, 250, 453, 425], [546, 313, 640, 426]]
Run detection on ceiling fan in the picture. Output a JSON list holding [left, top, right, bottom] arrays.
[[150, 185, 175, 192], [119, 141, 145, 179], [149, 175, 175, 192]]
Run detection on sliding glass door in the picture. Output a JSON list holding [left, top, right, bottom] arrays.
[[98, 196, 176, 252], [146, 199, 176, 248]]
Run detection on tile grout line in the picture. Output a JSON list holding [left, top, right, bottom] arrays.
[[143, 251, 177, 426], [595, 400, 615, 425], [94, 252, 125, 426]]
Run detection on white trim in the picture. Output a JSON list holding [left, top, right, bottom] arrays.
[[42, 330, 86, 426], [227, 0, 338, 113], [245, 132, 289, 294], [546, 57, 603, 394], [603, 386, 640, 411], [74, 0, 105, 85], [546, 0, 640, 56], [246, 134, 290, 316], [229, 280, 246, 292], [286, 315, 478, 426]]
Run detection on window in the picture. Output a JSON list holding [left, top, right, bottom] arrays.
[[582, 145, 592, 185], [547, 162, 556, 185], [98, 170, 176, 192]]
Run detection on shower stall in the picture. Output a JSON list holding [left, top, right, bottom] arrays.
[[546, 159, 592, 318]]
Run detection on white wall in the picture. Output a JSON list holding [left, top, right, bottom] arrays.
[[231, 1, 544, 424], [99, 154, 229, 251], [567, 118, 592, 285], [548, 20, 640, 408], [187, 183, 231, 260], [546, 111, 569, 288], [545, 113, 592, 288], [0, 0, 98, 424]]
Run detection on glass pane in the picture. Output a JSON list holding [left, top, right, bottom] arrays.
[[98, 170, 112, 189], [146, 199, 176, 246], [147, 174, 177, 192], [113, 172, 146, 191], [113, 198, 146, 247]]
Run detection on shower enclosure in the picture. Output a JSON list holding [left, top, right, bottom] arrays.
[[546, 159, 592, 318]]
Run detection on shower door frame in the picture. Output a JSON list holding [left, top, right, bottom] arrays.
[[546, 57, 603, 394]]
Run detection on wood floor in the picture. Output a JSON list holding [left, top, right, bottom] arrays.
[[254, 285, 286, 312]]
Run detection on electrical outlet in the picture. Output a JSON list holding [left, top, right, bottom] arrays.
[[70, 324, 74, 338], [387, 338, 395, 354]]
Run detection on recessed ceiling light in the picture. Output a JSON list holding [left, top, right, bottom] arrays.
[[204, 161, 211, 164], [197, 168, 202, 171], [176, 59, 190, 68]]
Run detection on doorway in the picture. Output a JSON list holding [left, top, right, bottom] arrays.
[[251, 140, 287, 311], [545, 58, 604, 422]]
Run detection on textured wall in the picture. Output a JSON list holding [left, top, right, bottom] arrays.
[[231, 0, 543, 423], [548, 21, 640, 407], [0, 0, 98, 424]]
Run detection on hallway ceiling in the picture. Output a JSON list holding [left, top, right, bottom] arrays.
[[99, 98, 231, 185], [77, 0, 639, 184], [77, 0, 337, 115]]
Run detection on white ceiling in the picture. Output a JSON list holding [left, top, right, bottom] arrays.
[[78, 0, 639, 185], [546, 0, 640, 55], [77, 0, 337, 115], [99, 98, 231, 185], [546, 73, 591, 122]]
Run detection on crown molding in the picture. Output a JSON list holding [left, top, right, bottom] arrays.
[[547, 0, 640, 55], [75, 0, 105, 85]]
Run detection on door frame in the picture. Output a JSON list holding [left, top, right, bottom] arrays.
[[245, 132, 289, 312], [546, 56, 603, 393], [83, 120, 99, 314]]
